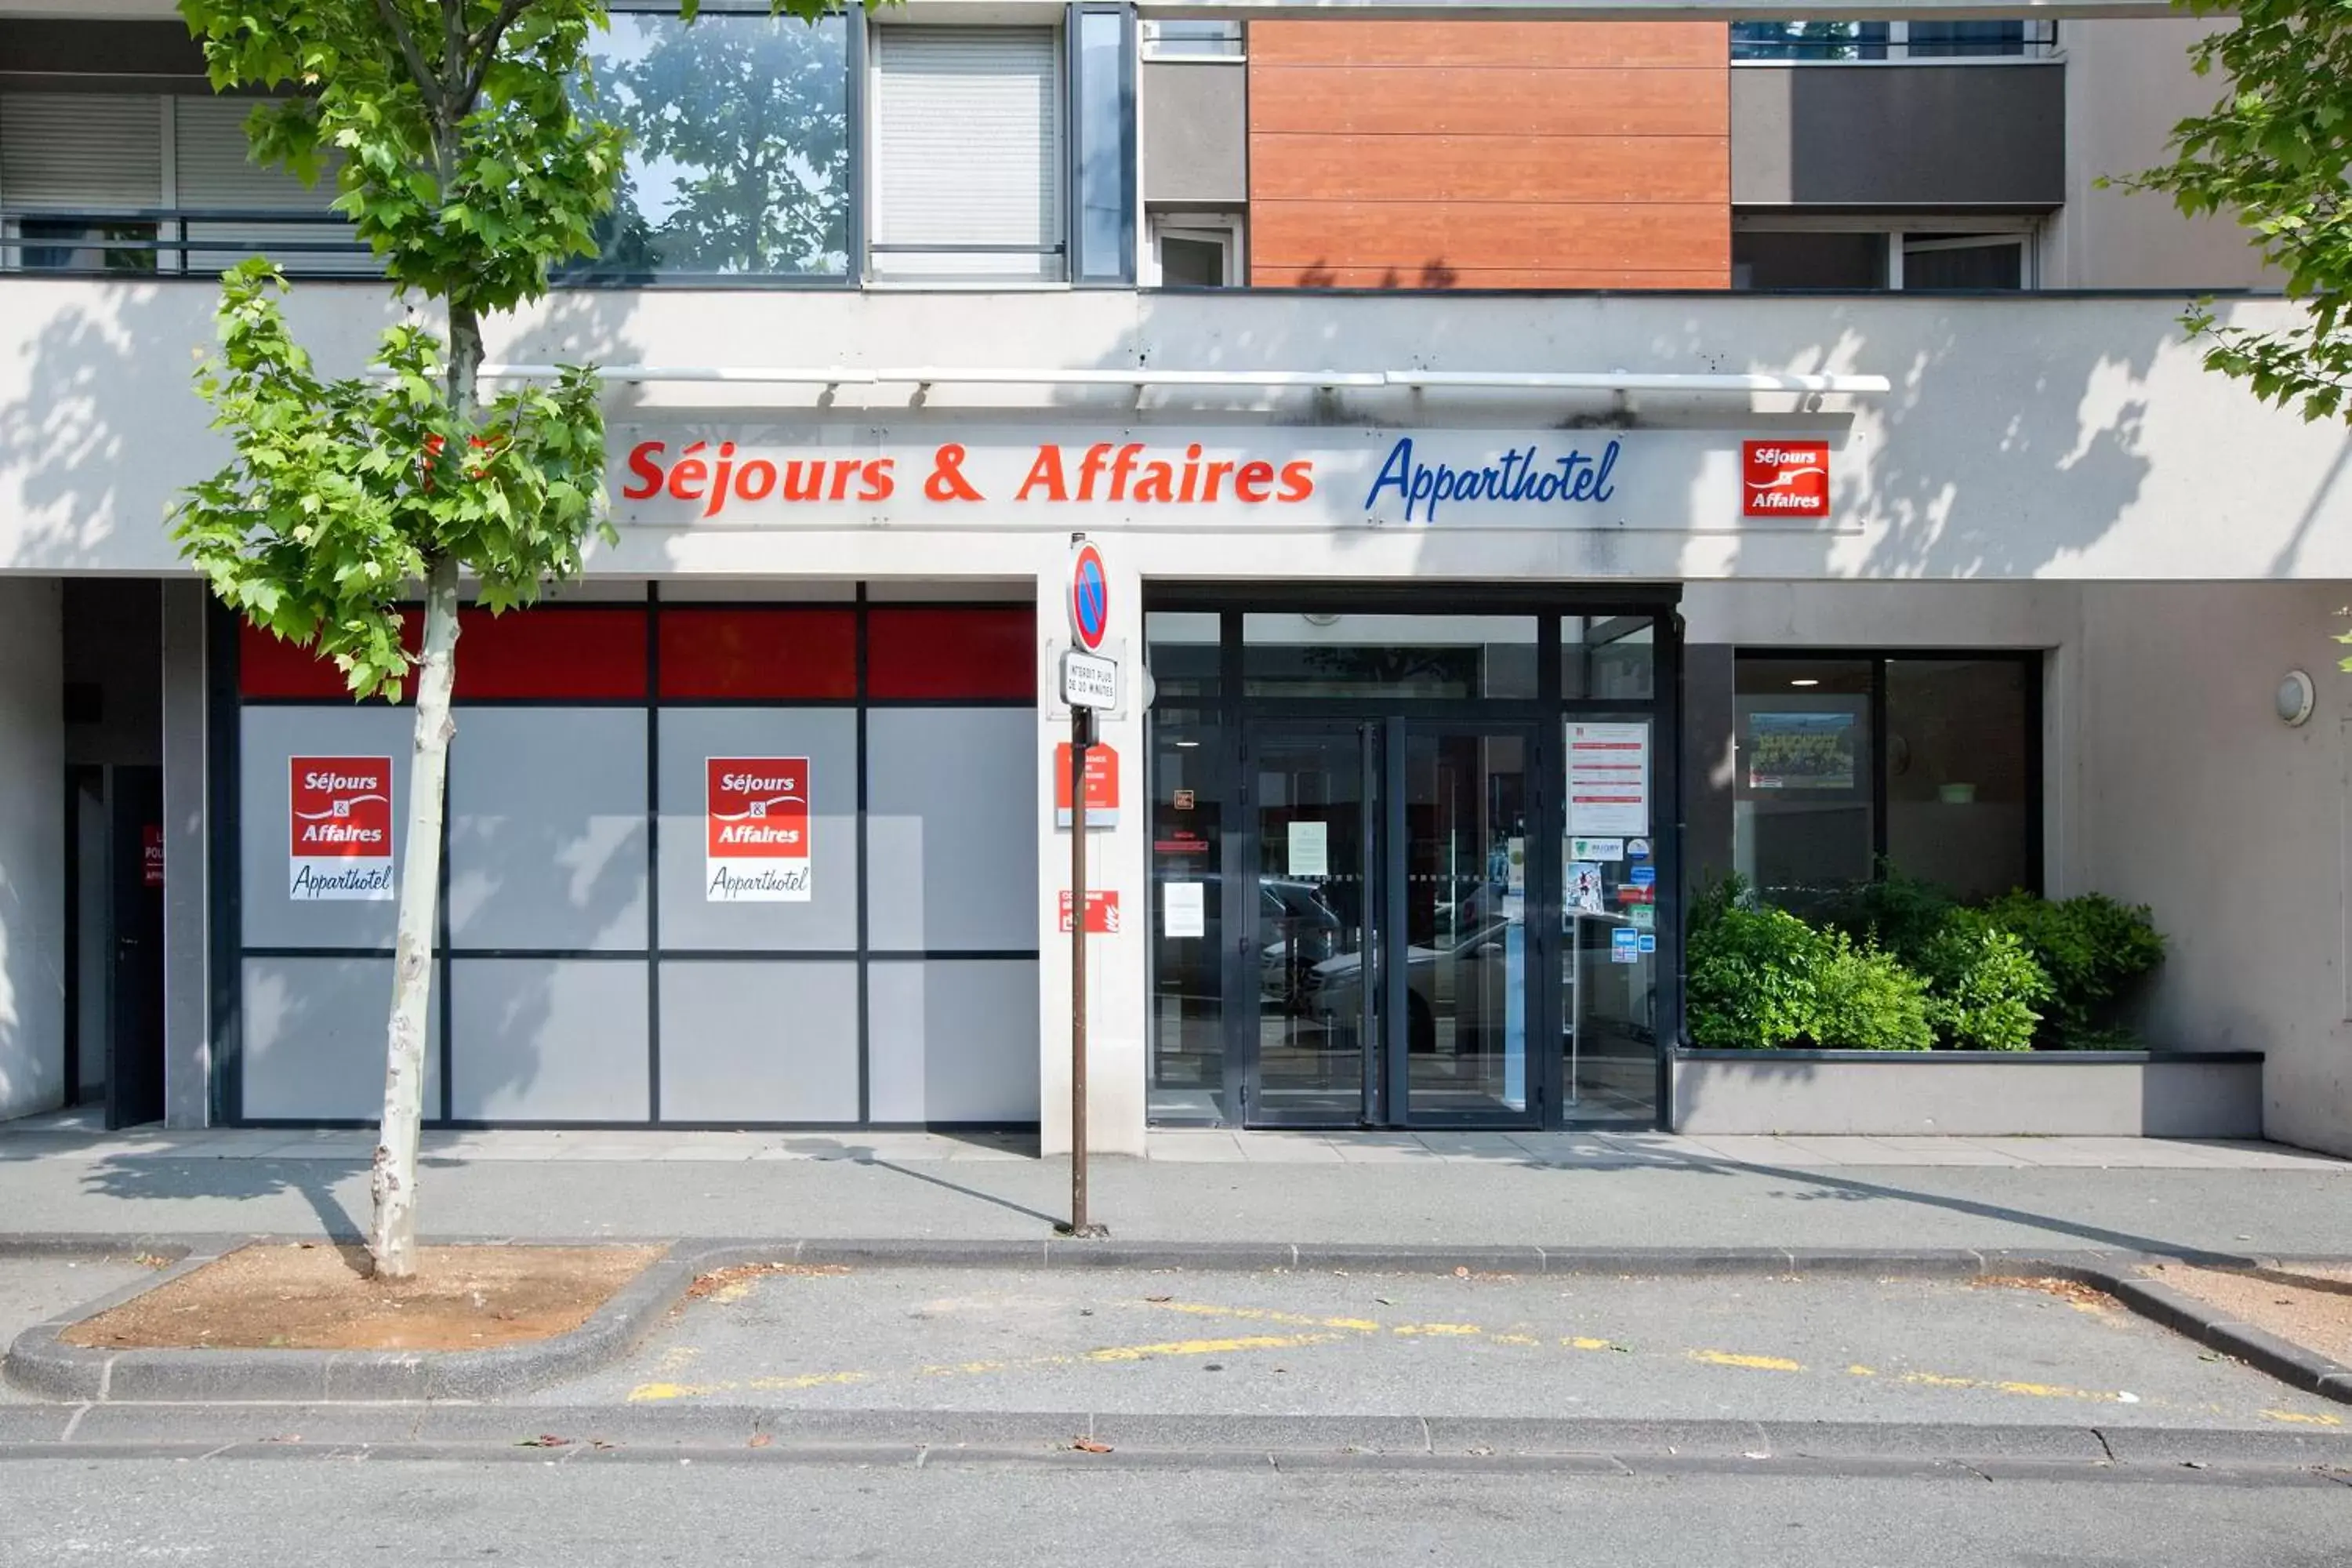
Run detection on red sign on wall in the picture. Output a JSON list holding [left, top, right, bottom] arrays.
[[289, 757, 395, 902], [706, 757, 812, 902], [142, 824, 165, 890], [1058, 889, 1122, 935], [1741, 441, 1831, 517], [1054, 742, 1121, 829]]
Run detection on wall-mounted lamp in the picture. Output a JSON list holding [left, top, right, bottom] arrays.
[[2277, 670, 2317, 727]]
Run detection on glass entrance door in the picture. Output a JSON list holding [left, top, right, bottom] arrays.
[[1236, 720, 1537, 1129]]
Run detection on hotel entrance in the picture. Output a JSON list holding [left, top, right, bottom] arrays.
[[1145, 590, 1679, 1131]]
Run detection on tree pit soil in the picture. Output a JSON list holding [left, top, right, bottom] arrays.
[[60, 1243, 663, 1352], [2143, 1261, 2352, 1368]]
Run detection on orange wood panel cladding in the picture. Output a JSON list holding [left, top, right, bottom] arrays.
[[1247, 20, 1730, 289]]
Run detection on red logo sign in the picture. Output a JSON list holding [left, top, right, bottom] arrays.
[[142, 824, 165, 890], [1058, 890, 1122, 935], [1742, 441, 1831, 517], [289, 757, 395, 901], [706, 757, 812, 902], [1054, 742, 1121, 828]]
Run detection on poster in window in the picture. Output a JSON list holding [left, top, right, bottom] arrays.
[[706, 757, 812, 902], [289, 757, 395, 901], [1566, 722, 1650, 837], [1745, 710, 1860, 792]]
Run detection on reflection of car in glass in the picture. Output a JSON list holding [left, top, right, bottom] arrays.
[[1302, 916, 1520, 1055], [1151, 873, 1345, 1010]]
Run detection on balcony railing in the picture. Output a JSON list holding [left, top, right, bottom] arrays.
[[0, 209, 379, 277], [1732, 20, 2060, 62]]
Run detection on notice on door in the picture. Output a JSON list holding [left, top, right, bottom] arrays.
[[289, 757, 395, 901], [1287, 821, 1329, 879], [1163, 880, 1206, 939], [1567, 722, 1650, 838], [706, 757, 812, 902]]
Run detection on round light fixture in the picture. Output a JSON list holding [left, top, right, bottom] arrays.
[[2277, 670, 2317, 727], [1302, 612, 1342, 627]]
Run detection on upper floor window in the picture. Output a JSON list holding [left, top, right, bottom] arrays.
[[1731, 20, 2057, 62], [1142, 20, 1244, 59], [1733, 220, 2037, 292], [575, 3, 852, 281]]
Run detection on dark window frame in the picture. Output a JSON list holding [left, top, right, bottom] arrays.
[[1732, 648, 2045, 901]]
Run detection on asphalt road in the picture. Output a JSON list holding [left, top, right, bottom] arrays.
[[3, 1457, 2347, 1568], [541, 1263, 2348, 1430]]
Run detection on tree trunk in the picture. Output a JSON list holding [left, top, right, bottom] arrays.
[[368, 551, 460, 1279], [368, 296, 480, 1280]]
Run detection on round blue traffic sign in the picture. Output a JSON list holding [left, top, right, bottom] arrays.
[[1069, 542, 1110, 652]]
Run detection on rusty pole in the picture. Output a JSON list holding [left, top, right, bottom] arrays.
[[1067, 704, 1102, 1236]]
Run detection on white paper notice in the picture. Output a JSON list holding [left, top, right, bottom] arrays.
[[1163, 880, 1206, 938], [1288, 821, 1330, 879], [1567, 722, 1650, 838]]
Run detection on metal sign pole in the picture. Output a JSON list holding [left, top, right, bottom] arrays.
[[1066, 703, 1104, 1237]]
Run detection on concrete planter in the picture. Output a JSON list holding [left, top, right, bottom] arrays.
[[1670, 1050, 2263, 1138]]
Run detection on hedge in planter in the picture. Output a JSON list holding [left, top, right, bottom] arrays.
[[1685, 887, 1932, 1051]]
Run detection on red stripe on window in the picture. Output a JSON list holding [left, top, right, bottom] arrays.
[[658, 608, 857, 700], [866, 607, 1036, 701], [453, 608, 648, 699], [238, 618, 419, 699]]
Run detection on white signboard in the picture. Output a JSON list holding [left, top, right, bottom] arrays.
[[611, 426, 1832, 535], [1061, 648, 1120, 709], [1163, 880, 1206, 939], [1567, 722, 1650, 838], [1288, 821, 1330, 879]]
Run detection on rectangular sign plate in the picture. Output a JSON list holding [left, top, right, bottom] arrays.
[[1061, 648, 1120, 710]]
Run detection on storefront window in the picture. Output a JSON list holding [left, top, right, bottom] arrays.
[[573, 6, 851, 280], [1242, 614, 1538, 699], [1148, 613, 1224, 1120], [1733, 653, 2038, 914], [1564, 615, 1656, 700]]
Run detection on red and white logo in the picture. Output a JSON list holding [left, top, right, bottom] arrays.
[[706, 757, 812, 902], [1058, 889, 1121, 935], [1742, 441, 1831, 518], [289, 757, 395, 902]]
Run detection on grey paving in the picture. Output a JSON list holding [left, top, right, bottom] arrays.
[[0, 1255, 159, 1403], [1, 1134, 2348, 1256], [531, 1264, 2349, 1430], [3, 1457, 2350, 1568]]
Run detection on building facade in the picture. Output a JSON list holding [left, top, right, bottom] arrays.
[[3, 2, 2349, 1156]]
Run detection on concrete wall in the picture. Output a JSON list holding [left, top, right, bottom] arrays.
[[1674, 1053, 2264, 1137], [1732, 63, 2063, 209], [2073, 582, 2352, 1156], [3, 281, 2349, 585], [2045, 20, 2274, 290], [1142, 59, 1247, 208], [0, 577, 64, 1120]]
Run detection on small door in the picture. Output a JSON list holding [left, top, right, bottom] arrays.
[[106, 766, 166, 1130]]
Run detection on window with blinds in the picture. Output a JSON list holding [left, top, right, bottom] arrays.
[[871, 27, 1064, 281], [1, 93, 162, 270], [172, 97, 370, 275]]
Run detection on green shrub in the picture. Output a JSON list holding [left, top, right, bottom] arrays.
[[1807, 931, 1936, 1051], [1913, 912, 2053, 1051], [1981, 891, 2165, 1047], [1686, 897, 1823, 1049], [1820, 865, 1958, 964]]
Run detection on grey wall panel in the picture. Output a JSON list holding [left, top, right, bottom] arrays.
[[239, 706, 415, 950], [1731, 64, 2063, 208], [448, 708, 648, 951], [1142, 60, 1247, 207], [448, 959, 648, 1121], [866, 707, 1038, 953], [868, 959, 1040, 1123], [658, 960, 860, 1123], [1682, 644, 1737, 888], [658, 708, 859, 951], [241, 956, 439, 1121]]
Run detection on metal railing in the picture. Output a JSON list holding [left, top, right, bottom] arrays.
[[1731, 19, 2060, 62], [0, 208, 379, 277]]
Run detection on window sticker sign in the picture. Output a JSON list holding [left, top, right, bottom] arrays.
[[1059, 889, 1122, 935], [1054, 742, 1121, 828], [706, 757, 812, 902], [1567, 722, 1650, 838], [289, 757, 395, 901]]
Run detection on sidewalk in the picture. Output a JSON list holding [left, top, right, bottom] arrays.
[[2, 1118, 2346, 1255]]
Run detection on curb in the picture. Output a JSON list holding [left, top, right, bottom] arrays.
[[8, 1237, 2352, 1407], [0, 1406, 2350, 1479]]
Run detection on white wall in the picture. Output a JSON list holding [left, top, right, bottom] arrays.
[[0, 577, 64, 1120], [2074, 582, 2352, 1156], [2045, 20, 2278, 292], [6, 281, 2350, 584]]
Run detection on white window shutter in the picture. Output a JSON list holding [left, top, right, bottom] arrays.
[[1, 94, 163, 209], [172, 98, 370, 274], [873, 27, 1062, 281]]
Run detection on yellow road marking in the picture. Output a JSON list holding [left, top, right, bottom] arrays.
[[1690, 1351, 1805, 1372], [1492, 1333, 1540, 1347], [747, 1371, 872, 1392], [1849, 1365, 1878, 1377], [1086, 1334, 1338, 1363], [2262, 1410, 2345, 1426], [1892, 1370, 2122, 1403], [627, 1381, 716, 1403], [1564, 1337, 1620, 1352], [1152, 1301, 1381, 1333]]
